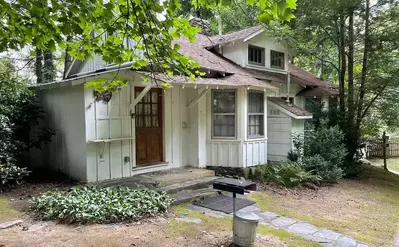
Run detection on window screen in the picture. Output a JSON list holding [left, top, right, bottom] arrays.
[[270, 50, 285, 69], [248, 45, 265, 65], [248, 91, 264, 138], [212, 90, 236, 138]]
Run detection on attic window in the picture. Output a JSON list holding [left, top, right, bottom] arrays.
[[248, 45, 265, 66], [271, 50, 285, 69]]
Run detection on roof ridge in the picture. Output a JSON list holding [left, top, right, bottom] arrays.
[[209, 25, 263, 38]]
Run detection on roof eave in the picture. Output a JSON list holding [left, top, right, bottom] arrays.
[[267, 100, 313, 120]]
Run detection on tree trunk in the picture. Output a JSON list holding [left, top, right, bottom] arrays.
[[43, 50, 55, 83], [346, 7, 357, 160], [63, 36, 72, 79], [347, 8, 355, 125], [338, 13, 346, 114], [35, 48, 43, 84], [356, 0, 370, 129]]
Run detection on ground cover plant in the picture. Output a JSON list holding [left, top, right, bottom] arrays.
[[255, 162, 322, 187], [31, 186, 173, 224]]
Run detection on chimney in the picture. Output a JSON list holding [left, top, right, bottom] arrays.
[[189, 17, 212, 36]]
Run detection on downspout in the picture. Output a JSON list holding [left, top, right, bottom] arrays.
[[286, 72, 291, 103]]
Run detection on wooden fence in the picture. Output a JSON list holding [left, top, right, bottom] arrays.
[[368, 136, 399, 158]]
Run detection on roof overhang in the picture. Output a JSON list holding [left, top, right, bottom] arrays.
[[243, 29, 265, 42], [268, 100, 313, 120]]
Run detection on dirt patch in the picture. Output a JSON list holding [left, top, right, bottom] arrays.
[[0, 218, 285, 247], [249, 165, 399, 246], [1, 179, 78, 214]]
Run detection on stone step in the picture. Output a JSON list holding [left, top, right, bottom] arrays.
[[150, 169, 216, 186], [171, 188, 221, 205], [160, 176, 220, 194]]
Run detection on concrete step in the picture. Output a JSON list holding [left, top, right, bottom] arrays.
[[160, 176, 220, 194], [149, 168, 216, 186], [171, 188, 222, 205]]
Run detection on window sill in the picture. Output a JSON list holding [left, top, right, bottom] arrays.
[[207, 139, 241, 143], [245, 64, 287, 74], [245, 137, 268, 142]]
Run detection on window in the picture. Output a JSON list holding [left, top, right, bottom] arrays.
[[248, 45, 265, 66], [270, 50, 285, 69], [212, 90, 236, 138], [248, 91, 264, 138]]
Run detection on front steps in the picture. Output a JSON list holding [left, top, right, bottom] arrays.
[[152, 168, 221, 204], [98, 168, 222, 204]]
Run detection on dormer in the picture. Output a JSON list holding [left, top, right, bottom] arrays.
[[206, 26, 295, 74]]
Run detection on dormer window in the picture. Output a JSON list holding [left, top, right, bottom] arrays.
[[271, 50, 285, 69], [248, 45, 265, 66]]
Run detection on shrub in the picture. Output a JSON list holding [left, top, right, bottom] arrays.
[[31, 186, 173, 224], [301, 155, 343, 183], [303, 124, 347, 169], [290, 121, 348, 182], [256, 162, 321, 188], [0, 163, 31, 185]]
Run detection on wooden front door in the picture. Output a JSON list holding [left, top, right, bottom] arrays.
[[135, 88, 163, 166]]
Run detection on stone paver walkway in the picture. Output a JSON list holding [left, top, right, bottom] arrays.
[[187, 204, 372, 247]]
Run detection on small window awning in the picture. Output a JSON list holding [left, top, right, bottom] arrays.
[[268, 97, 312, 119]]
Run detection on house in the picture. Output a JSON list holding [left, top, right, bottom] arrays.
[[30, 24, 336, 182]]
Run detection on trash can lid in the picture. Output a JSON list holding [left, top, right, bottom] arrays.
[[234, 211, 260, 222]]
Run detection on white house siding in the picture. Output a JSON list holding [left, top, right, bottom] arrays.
[[187, 88, 207, 168], [267, 104, 292, 161], [84, 84, 133, 182], [220, 37, 292, 72], [292, 119, 305, 135], [322, 96, 329, 110], [246, 36, 291, 72], [243, 140, 267, 166], [31, 85, 87, 181], [84, 73, 187, 182], [221, 43, 246, 67]]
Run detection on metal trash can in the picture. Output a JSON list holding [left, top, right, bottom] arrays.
[[233, 211, 260, 247]]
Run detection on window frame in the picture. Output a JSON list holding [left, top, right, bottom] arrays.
[[270, 50, 285, 70], [248, 45, 265, 66], [247, 90, 265, 139], [211, 89, 237, 139]]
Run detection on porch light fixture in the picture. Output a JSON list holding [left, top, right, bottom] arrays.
[[182, 84, 185, 89], [194, 84, 197, 89]]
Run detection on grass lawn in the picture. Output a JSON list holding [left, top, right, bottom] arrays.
[[170, 204, 322, 247], [0, 196, 21, 222], [369, 157, 399, 174], [248, 164, 399, 247]]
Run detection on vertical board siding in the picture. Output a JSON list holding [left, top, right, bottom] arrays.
[[206, 142, 241, 167], [85, 80, 186, 182], [243, 141, 267, 167], [31, 85, 87, 181], [85, 85, 133, 182]]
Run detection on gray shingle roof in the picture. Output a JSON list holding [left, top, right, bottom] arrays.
[[268, 97, 312, 117], [204, 26, 264, 47]]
